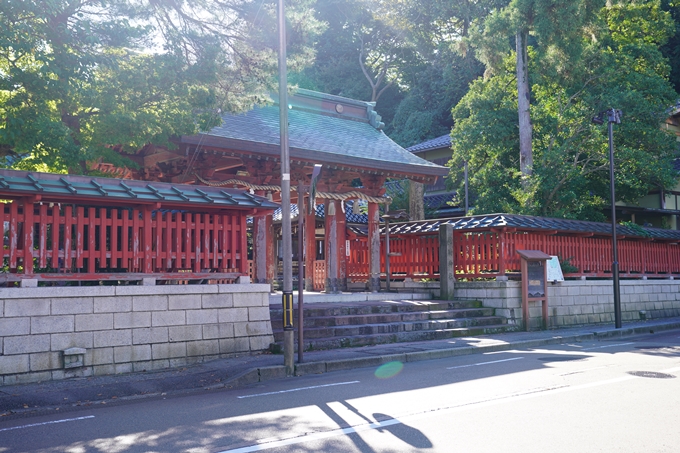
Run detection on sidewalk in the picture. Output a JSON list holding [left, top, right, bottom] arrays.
[[2, 317, 680, 419]]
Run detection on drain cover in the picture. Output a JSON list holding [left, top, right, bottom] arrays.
[[538, 356, 585, 362], [627, 371, 676, 379]]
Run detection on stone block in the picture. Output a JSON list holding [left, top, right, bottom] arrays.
[[0, 317, 30, 336], [114, 312, 151, 329], [223, 283, 270, 294], [4, 334, 50, 354], [168, 295, 201, 310], [202, 293, 234, 309], [133, 295, 168, 312], [246, 321, 272, 337], [114, 346, 132, 363], [152, 311, 186, 327], [248, 307, 271, 322], [203, 323, 234, 340], [31, 315, 74, 334], [233, 292, 266, 308], [132, 361, 153, 372], [131, 344, 152, 362], [169, 325, 203, 342], [186, 309, 219, 325], [186, 339, 220, 357], [30, 351, 62, 371], [133, 327, 168, 344], [567, 286, 580, 296], [93, 329, 132, 348], [51, 297, 94, 315], [218, 308, 248, 323], [150, 359, 170, 370], [250, 335, 274, 351], [94, 296, 132, 313], [20, 279, 37, 288], [259, 365, 286, 381], [219, 337, 250, 354], [152, 342, 186, 360], [115, 363, 133, 374], [5, 299, 50, 317], [88, 347, 113, 366], [75, 314, 114, 331], [0, 355, 29, 375], [7, 371, 51, 385], [169, 357, 193, 368], [295, 361, 327, 376], [93, 364, 116, 376], [51, 332, 94, 351]]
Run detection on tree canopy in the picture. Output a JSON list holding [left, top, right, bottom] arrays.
[[0, 0, 322, 172], [450, 0, 679, 220]]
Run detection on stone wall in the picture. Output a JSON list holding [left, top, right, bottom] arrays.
[[454, 279, 680, 330], [0, 284, 273, 385]]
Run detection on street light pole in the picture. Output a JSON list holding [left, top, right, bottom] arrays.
[[278, 0, 294, 373], [593, 108, 622, 329], [607, 109, 622, 329]]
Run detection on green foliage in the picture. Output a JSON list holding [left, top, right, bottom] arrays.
[[451, 0, 679, 220], [619, 221, 652, 238], [0, 0, 322, 172], [557, 255, 579, 274], [660, 1, 680, 92]]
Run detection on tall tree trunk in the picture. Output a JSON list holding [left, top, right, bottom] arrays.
[[516, 30, 533, 183]]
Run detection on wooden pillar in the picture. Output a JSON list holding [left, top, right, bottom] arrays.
[[337, 201, 347, 291], [368, 201, 381, 292], [304, 203, 316, 291], [253, 211, 275, 285], [324, 199, 340, 293], [409, 181, 425, 221], [439, 224, 455, 300], [23, 199, 34, 275]]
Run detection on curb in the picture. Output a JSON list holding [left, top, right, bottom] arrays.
[[224, 321, 680, 388]]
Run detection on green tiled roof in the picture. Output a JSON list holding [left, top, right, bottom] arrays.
[[183, 90, 449, 179], [0, 169, 278, 211]]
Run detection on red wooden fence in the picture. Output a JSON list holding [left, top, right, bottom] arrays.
[[346, 229, 680, 281], [1, 201, 248, 283]]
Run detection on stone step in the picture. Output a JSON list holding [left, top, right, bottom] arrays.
[[268, 299, 518, 352], [272, 316, 509, 342], [270, 308, 495, 330], [284, 325, 519, 351], [269, 299, 483, 319]]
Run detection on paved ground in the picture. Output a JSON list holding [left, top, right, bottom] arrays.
[[2, 316, 680, 419]]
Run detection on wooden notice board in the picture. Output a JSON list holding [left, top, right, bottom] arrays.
[[517, 250, 550, 331]]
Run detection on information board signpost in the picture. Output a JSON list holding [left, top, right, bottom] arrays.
[[517, 250, 551, 331]]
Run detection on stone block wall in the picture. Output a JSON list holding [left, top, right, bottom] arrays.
[[454, 279, 680, 330], [0, 284, 273, 385]]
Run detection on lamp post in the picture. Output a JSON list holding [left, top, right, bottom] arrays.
[[592, 108, 623, 329], [278, 0, 294, 373]]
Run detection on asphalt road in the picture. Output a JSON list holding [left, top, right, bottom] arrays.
[[2, 330, 680, 453]]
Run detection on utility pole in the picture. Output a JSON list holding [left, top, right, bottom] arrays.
[[278, 0, 294, 374]]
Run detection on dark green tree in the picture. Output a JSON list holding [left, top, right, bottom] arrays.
[[0, 0, 322, 172], [450, 0, 679, 220]]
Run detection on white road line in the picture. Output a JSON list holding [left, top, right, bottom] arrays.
[[237, 381, 360, 399], [217, 372, 647, 453], [217, 418, 403, 453], [446, 357, 524, 370], [0, 415, 95, 433], [581, 342, 634, 351]]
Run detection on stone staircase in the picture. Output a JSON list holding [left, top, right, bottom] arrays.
[[269, 299, 519, 351]]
